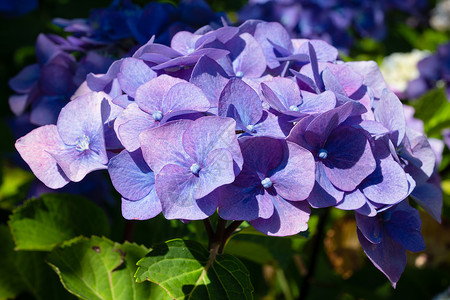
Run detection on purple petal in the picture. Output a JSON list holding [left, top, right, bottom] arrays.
[[190, 55, 229, 109], [218, 184, 261, 221], [347, 61, 388, 100], [227, 33, 266, 78], [323, 126, 376, 191], [87, 59, 123, 92], [335, 189, 367, 210], [121, 190, 162, 220], [9, 63, 40, 93], [254, 22, 292, 69], [260, 77, 301, 112], [218, 78, 263, 128], [293, 39, 338, 62], [362, 158, 408, 205], [251, 196, 310, 236], [307, 163, 344, 208], [300, 90, 336, 115], [140, 119, 192, 174], [355, 213, 383, 244], [108, 149, 155, 201], [304, 101, 366, 148], [156, 164, 217, 220], [385, 205, 425, 252], [357, 229, 406, 288], [195, 148, 235, 199], [8, 94, 30, 116], [182, 116, 243, 172], [171, 31, 201, 55], [411, 176, 443, 223], [161, 82, 210, 121], [271, 141, 315, 201], [374, 90, 406, 147], [56, 92, 108, 157], [117, 58, 157, 98], [135, 74, 185, 114], [15, 125, 70, 189]]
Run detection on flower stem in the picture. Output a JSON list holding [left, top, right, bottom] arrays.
[[298, 208, 330, 300], [219, 220, 243, 253], [122, 220, 136, 242]]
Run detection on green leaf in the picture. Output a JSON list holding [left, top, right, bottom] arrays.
[[136, 239, 254, 300], [0, 161, 33, 210], [9, 193, 110, 251], [47, 236, 151, 300], [410, 87, 450, 137], [0, 225, 74, 300]]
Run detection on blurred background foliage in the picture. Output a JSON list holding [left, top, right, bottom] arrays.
[[1, 0, 450, 299]]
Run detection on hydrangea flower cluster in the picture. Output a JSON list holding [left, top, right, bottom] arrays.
[[238, 0, 428, 51], [406, 42, 450, 100], [15, 20, 442, 286]]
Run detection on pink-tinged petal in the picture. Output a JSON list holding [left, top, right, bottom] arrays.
[[227, 33, 266, 78], [374, 90, 406, 147], [162, 82, 210, 120], [56, 92, 109, 152], [15, 125, 70, 189], [140, 119, 192, 173], [121, 189, 161, 220], [50, 146, 107, 182], [108, 149, 155, 201], [251, 196, 310, 237], [261, 77, 301, 112], [362, 158, 408, 205], [271, 141, 315, 201], [218, 78, 263, 127], [195, 148, 235, 199], [115, 103, 156, 152], [305, 101, 366, 148], [190, 56, 229, 108], [117, 58, 156, 98], [182, 116, 243, 171], [335, 189, 367, 210], [323, 126, 376, 191], [135, 74, 185, 114], [156, 164, 217, 220], [357, 229, 406, 288]]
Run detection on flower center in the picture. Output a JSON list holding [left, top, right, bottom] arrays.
[[152, 110, 163, 121], [246, 124, 256, 133], [190, 163, 201, 175], [75, 135, 90, 152], [289, 105, 300, 112], [318, 149, 328, 159], [261, 177, 272, 189], [235, 71, 244, 78]]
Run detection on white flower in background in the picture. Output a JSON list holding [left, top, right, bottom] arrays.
[[431, 0, 450, 31], [380, 49, 430, 96]]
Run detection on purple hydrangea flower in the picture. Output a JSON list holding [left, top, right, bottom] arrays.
[[108, 149, 161, 220], [219, 136, 315, 236], [139, 116, 243, 220], [287, 101, 376, 208], [356, 201, 425, 287], [15, 92, 114, 188]]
